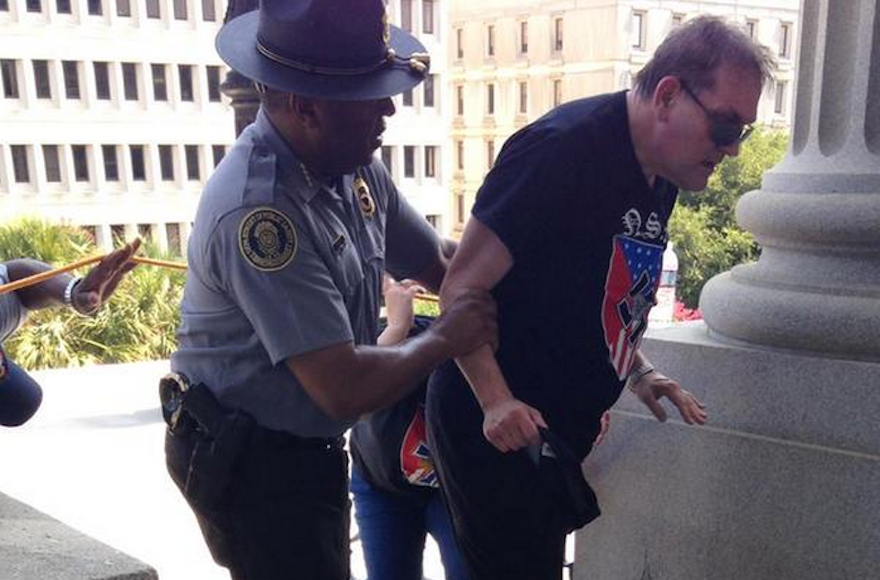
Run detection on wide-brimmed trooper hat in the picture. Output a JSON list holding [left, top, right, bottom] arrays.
[[216, 0, 430, 101]]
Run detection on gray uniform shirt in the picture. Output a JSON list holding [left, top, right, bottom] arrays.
[[0, 264, 27, 344], [172, 109, 440, 437]]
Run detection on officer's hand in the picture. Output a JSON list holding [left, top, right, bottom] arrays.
[[434, 288, 497, 357], [630, 371, 707, 425], [482, 396, 547, 452], [72, 239, 141, 315]]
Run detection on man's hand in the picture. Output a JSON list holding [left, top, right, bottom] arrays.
[[72, 239, 141, 315], [432, 288, 497, 358], [482, 396, 547, 452], [630, 371, 707, 425]]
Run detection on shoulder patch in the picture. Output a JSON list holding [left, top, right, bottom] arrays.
[[238, 208, 297, 271]]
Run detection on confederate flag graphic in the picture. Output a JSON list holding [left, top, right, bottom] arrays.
[[602, 235, 664, 379], [399, 404, 439, 488]]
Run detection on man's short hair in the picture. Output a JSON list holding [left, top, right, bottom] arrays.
[[633, 15, 775, 99]]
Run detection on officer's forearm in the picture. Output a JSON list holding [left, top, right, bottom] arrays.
[[285, 329, 454, 421]]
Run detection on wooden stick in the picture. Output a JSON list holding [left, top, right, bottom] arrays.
[[0, 254, 106, 295], [414, 292, 439, 303], [130, 256, 188, 271]]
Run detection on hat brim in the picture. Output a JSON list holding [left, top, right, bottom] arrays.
[[216, 11, 428, 101]]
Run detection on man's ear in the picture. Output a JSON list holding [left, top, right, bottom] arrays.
[[653, 76, 681, 121], [288, 94, 320, 129]]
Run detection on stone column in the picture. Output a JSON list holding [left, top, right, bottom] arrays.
[[700, 0, 880, 361], [221, 0, 260, 137]]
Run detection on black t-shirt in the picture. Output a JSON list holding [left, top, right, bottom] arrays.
[[350, 316, 438, 500], [436, 91, 677, 459]]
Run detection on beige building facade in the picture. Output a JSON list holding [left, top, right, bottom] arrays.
[[448, 0, 800, 233]]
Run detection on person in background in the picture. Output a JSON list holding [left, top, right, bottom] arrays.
[[350, 275, 470, 580], [0, 239, 141, 427], [428, 15, 771, 580]]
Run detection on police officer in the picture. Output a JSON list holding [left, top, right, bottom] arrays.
[[0, 240, 140, 427], [163, 1, 496, 579]]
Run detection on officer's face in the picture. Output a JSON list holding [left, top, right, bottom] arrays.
[[656, 63, 761, 191], [312, 97, 396, 175]]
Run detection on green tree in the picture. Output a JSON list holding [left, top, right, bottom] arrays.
[[670, 127, 789, 307], [0, 219, 184, 369]]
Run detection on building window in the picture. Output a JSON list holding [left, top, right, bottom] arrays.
[[173, 0, 186, 20], [122, 63, 138, 100], [423, 74, 434, 108], [137, 224, 152, 242], [402, 88, 413, 107], [179, 65, 194, 102], [456, 85, 464, 116], [518, 81, 527, 114], [486, 140, 495, 170], [102, 145, 119, 181], [185, 145, 200, 180], [553, 79, 562, 107], [145, 0, 159, 18], [212, 145, 225, 167], [455, 139, 463, 171], [456, 193, 465, 225], [33, 60, 51, 99], [486, 83, 495, 115], [26, 0, 41, 12], [11, 146, 29, 183], [116, 0, 130, 17], [779, 22, 792, 58], [426, 215, 440, 230], [94, 62, 111, 100], [152, 64, 168, 101], [130, 145, 146, 181], [42, 145, 61, 183], [455, 28, 463, 60], [201, 0, 215, 21], [1, 60, 19, 99], [746, 19, 757, 40], [381, 146, 393, 174], [62, 61, 80, 100], [159, 145, 174, 181], [553, 17, 563, 52], [632, 11, 646, 50], [400, 0, 412, 32], [403, 146, 415, 178], [519, 21, 528, 54], [80, 226, 97, 244], [422, 0, 434, 34], [486, 25, 495, 57], [87, 0, 102, 15], [672, 13, 684, 27], [56, 0, 71, 14], [110, 224, 126, 245], [72, 145, 89, 182], [166, 223, 181, 255], [424, 145, 437, 178], [207, 66, 222, 102], [775, 80, 787, 114]]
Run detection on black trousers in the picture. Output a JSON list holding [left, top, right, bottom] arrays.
[[165, 425, 350, 580]]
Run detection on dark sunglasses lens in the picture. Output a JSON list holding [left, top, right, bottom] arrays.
[[711, 121, 746, 147]]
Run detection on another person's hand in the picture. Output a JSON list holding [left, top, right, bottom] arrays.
[[630, 371, 707, 425], [482, 395, 547, 452], [72, 239, 141, 315], [433, 288, 497, 357], [382, 277, 424, 336], [592, 410, 611, 447]]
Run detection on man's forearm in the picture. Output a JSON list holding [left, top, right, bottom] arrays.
[[5, 259, 75, 310]]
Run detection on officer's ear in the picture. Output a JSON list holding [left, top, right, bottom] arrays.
[[288, 94, 321, 129]]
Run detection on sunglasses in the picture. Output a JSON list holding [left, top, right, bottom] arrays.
[[679, 80, 754, 147]]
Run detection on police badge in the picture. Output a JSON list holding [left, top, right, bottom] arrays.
[[353, 177, 376, 219], [238, 208, 297, 271]]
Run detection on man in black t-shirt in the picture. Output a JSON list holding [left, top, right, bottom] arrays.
[[426, 16, 774, 580]]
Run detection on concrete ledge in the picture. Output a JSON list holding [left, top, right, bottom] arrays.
[[575, 323, 880, 580], [1, 491, 157, 580]]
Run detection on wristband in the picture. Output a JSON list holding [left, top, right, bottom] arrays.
[[626, 363, 655, 392], [63, 277, 81, 308]]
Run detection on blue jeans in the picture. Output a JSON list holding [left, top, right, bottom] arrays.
[[351, 468, 470, 580]]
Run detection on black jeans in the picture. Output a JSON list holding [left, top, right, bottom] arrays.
[[166, 425, 350, 580]]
